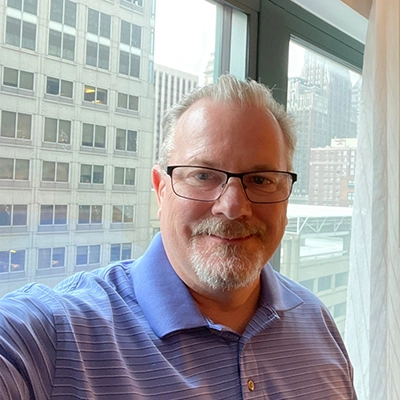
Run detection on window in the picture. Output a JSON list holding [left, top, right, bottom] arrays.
[[44, 118, 71, 144], [3, 67, 34, 90], [110, 243, 132, 262], [112, 205, 134, 223], [317, 275, 333, 292], [119, 51, 140, 78], [39, 205, 67, 225], [117, 92, 139, 111], [86, 41, 110, 70], [46, 77, 73, 98], [78, 205, 102, 224], [48, 29, 75, 61], [1, 111, 31, 140], [42, 161, 69, 182], [114, 167, 135, 186], [37, 247, 65, 269], [335, 271, 349, 288], [83, 85, 108, 105], [6, 17, 36, 50], [116, 129, 137, 152], [80, 165, 104, 184], [0, 205, 27, 226], [7, 0, 37, 15], [50, 0, 76, 27], [88, 9, 111, 38], [122, 0, 143, 6], [121, 20, 141, 48], [82, 124, 106, 148], [0, 158, 29, 180], [76, 245, 100, 266], [333, 302, 347, 318], [0, 250, 25, 273]]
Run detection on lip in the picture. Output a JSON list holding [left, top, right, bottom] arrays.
[[206, 233, 254, 244]]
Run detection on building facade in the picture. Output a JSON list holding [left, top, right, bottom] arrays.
[[0, 0, 156, 296]]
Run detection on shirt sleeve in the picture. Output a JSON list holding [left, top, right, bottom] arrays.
[[0, 290, 58, 399]]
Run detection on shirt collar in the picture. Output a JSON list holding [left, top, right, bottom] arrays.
[[131, 233, 303, 338]]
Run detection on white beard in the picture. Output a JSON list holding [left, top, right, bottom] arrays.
[[189, 218, 267, 291]]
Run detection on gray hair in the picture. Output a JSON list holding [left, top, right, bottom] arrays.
[[158, 74, 297, 170]]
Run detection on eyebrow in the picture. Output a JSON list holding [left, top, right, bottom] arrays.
[[185, 160, 282, 172]]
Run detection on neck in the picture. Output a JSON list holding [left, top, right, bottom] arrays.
[[189, 280, 261, 335]]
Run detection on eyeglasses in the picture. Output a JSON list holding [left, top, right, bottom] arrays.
[[166, 165, 297, 204]]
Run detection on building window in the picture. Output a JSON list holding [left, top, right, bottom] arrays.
[[8, 0, 38, 14], [44, 118, 71, 144], [122, 0, 143, 6], [116, 129, 137, 152], [6, 16, 36, 50], [42, 161, 69, 182], [0, 205, 27, 226], [0, 250, 25, 273], [76, 245, 100, 266], [3, 67, 34, 90], [317, 275, 332, 292], [82, 123, 106, 148], [84, 85, 108, 105], [50, 0, 76, 27], [112, 205, 134, 223], [87, 9, 111, 38], [119, 51, 140, 78], [1, 111, 31, 140], [46, 77, 73, 98], [0, 158, 29, 180], [78, 205, 102, 224], [110, 243, 132, 262], [114, 167, 135, 186], [80, 164, 104, 184], [37, 247, 65, 269], [39, 205, 67, 225], [86, 41, 110, 70], [48, 29, 75, 61], [117, 92, 139, 111], [120, 20, 141, 48], [333, 302, 347, 318]]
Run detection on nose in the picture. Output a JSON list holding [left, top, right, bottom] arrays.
[[211, 177, 252, 220]]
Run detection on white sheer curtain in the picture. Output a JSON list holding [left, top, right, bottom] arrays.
[[343, 0, 400, 399]]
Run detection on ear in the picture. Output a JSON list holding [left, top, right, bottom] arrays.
[[152, 165, 166, 213]]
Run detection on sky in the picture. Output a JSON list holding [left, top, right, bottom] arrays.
[[154, 0, 216, 79]]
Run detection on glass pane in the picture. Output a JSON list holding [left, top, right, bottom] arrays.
[[86, 41, 97, 67], [94, 126, 106, 148], [131, 24, 141, 48], [119, 51, 129, 75], [6, 17, 21, 47], [91, 206, 102, 223], [38, 248, 51, 269], [82, 123, 94, 146], [60, 80, 73, 97], [128, 95, 139, 111], [7, 0, 22, 10], [12, 205, 27, 226], [117, 93, 128, 108], [78, 205, 90, 224], [63, 34, 75, 61], [1, 111, 16, 138], [92, 166, 104, 183], [125, 168, 135, 185], [22, 21, 36, 50], [44, 118, 57, 142], [96, 88, 107, 104], [46, 77, 59, 95], [89, 245, 100, 264], [19, 71, 34, 90], [123, 206, 133, 223], [49, 30, 62, 57], [80, 165, 92, 183], [11, 250, 25, 272], [50, 0, 63, 23], [121, 243, 131, 260], [98, 45, 109, 70], [56, 163, 69, 182], [284, 40, 362, 337], [100, 13, 111, 38], [54, 205, 67, 224], [112, 206, 122, 223], [110, 244, 120, 262], [127, 130, 137, 152], [23, 0, 37, 15], [64, 0, 76, 27], [76, 246, 88, 265], [114, 167, 124, 185], [3, 67, 18, 87], [58, 120, 71, 144], [87, 9, 99, 34], [42, 161, 55, 181], [0, 205, 12, 226], [17, 113, 31, 139], [116, 129, 125, 150], [120, 21, 130, 45], [15, 159, 29, 180], [84, 86, 95, 102], [130, 54, 140, 78], [52, 247, 65, 267], [40, 205, 53, 225], [0, 158, 14, 179]]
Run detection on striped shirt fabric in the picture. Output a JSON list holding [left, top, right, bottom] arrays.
[[0, 233, 357, 399]]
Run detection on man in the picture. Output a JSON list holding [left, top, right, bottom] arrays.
[[0, 75, 357, 399]]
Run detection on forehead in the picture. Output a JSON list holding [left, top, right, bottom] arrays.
[[170, 99, 288, 171]]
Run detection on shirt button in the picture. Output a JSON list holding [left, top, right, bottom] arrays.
[[247, 379, 255, 391]]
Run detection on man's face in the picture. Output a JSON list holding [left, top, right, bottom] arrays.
[[152, 99, 290, 294]]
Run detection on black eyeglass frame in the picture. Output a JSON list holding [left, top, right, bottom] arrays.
[[166, 165, 298, 204]]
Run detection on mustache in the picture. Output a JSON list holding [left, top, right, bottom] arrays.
[[191, 218, 265, 239]]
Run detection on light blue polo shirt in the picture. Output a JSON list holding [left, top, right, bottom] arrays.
[[0, 233, 357, 399]]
